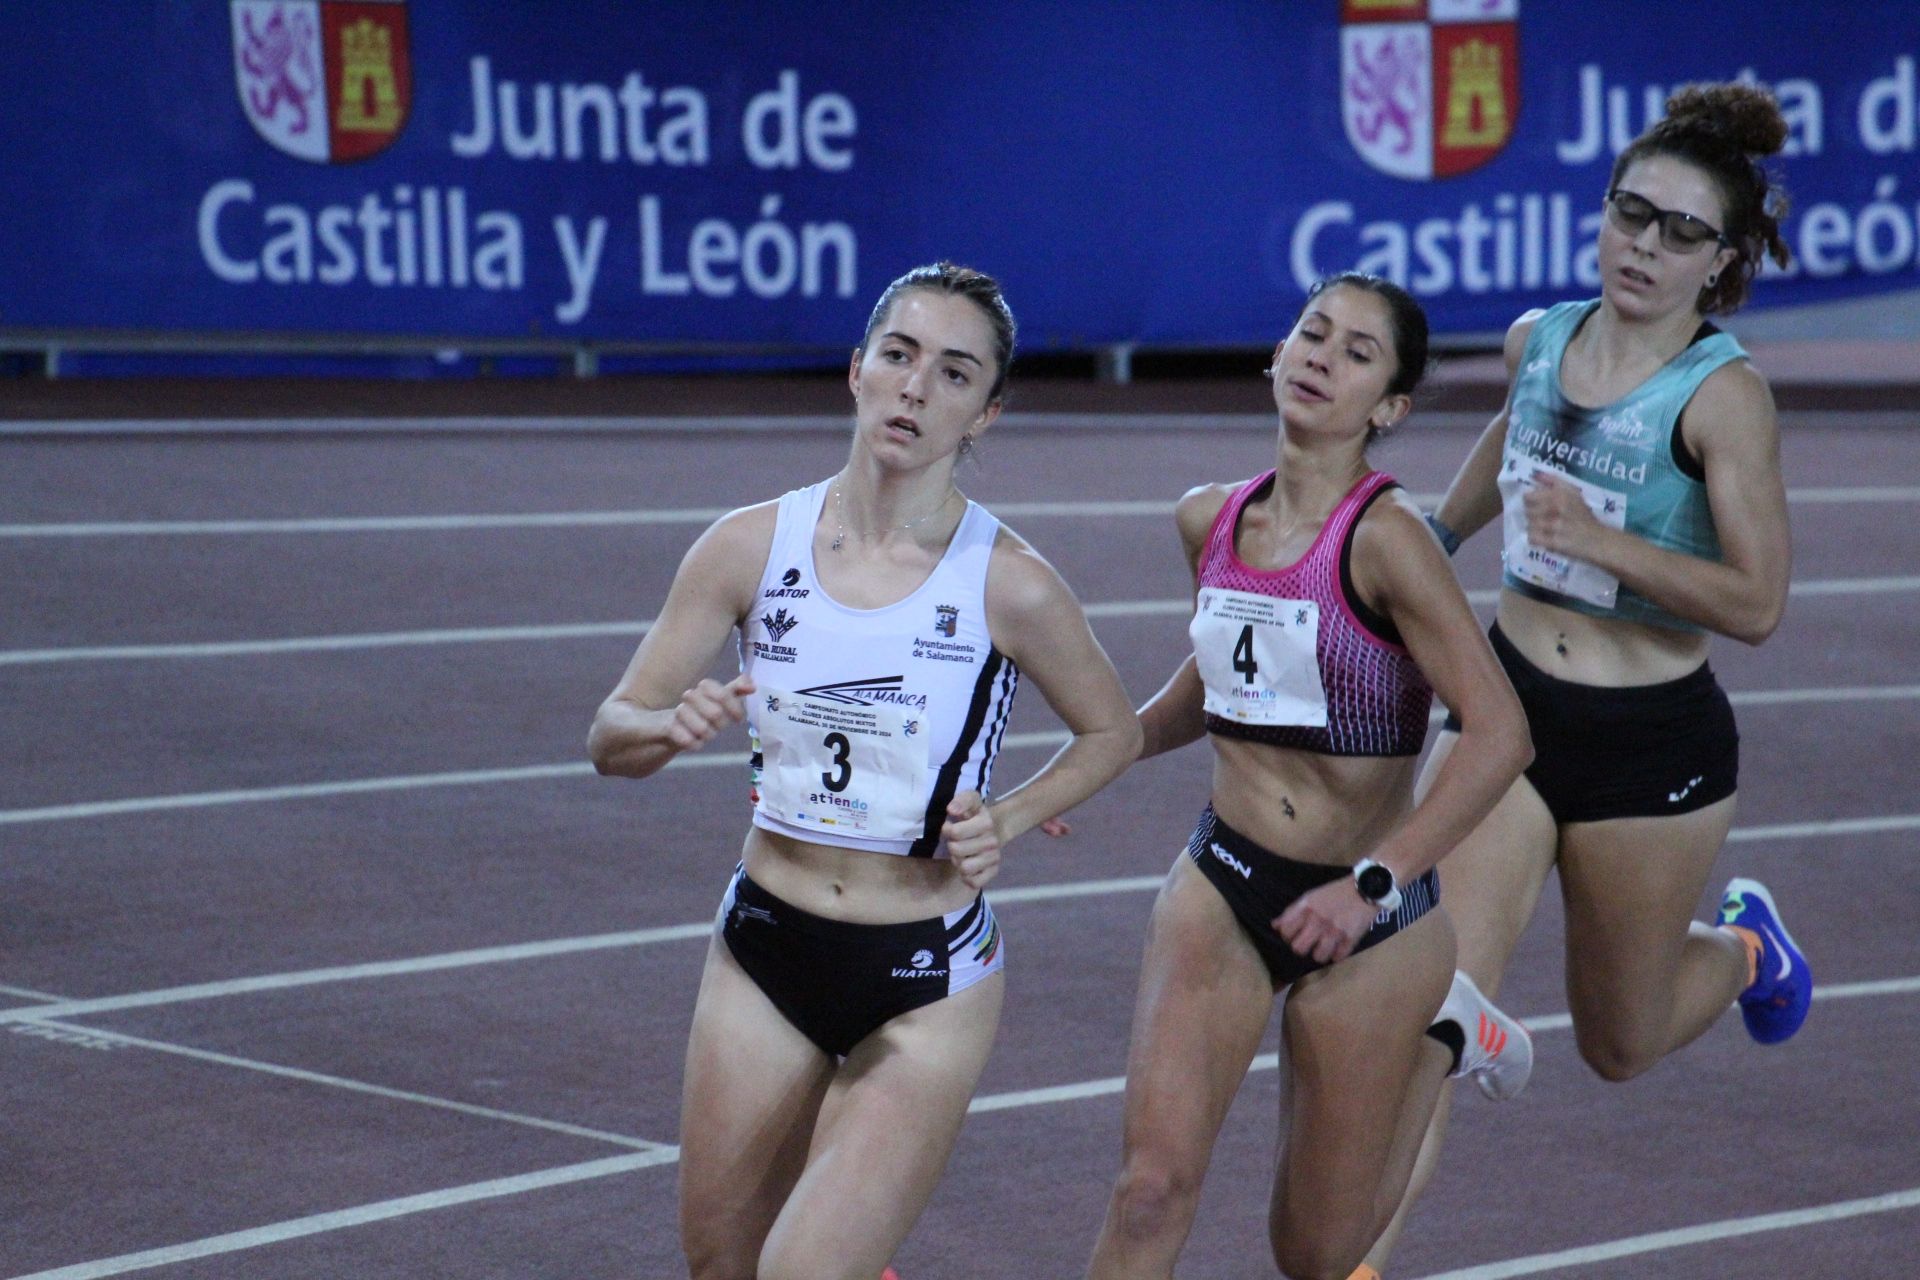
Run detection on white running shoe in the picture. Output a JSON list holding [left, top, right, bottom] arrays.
[[1436, 970, 1533, 1101]]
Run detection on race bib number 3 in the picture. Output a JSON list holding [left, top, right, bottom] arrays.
[[1499, 450, 1628, 609], [1190, 589, 1327, 727], [753, 688, 930, 840]]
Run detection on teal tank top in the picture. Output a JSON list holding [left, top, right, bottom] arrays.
[[1498, 298, 1747, 632]]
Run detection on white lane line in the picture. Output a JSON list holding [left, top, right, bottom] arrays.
[[0, 621, 649, 665], [1730, 683, 1920, 707], [11, 976, 1915, 1280], [0, 922, 713, 1026], [1412, 1187, 1920, 1280], [3, 1151, 678, 1280], [9, 665, 1920, 825], [0, 871, 1158, 1027], [0, 612, 1124, 666], [0, 411, 1301, 440], [1729, 814, 1920, 842], [1787, 574, 1920, 596], [991, 874, 1167, 905], [0, 727, 1069, 824], [971, 974, 1920, 1110], [3, 483, 1912, 539], [6, 573, 1917, 666], [1508, 973, 1919, 1036], [0, 762, 595, 826], [2, 407, 1907, 441], [1790, 485, 1920, 503], [0, 498, 1179, 539], [2, 788, 1911, 1032], [10, 1020, 665, 1151], [1474, 575, 1920, 607]]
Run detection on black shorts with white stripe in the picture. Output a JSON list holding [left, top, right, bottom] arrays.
[[718, 865, 1004, 1058], [1185, 805, 1439, 987]]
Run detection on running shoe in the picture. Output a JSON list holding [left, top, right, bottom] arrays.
[[1436, 970, 1534, 1101], [1718, 877, 1812, 1045]]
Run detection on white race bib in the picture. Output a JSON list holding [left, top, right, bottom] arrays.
[[753, 688, 930, 840], [1190, 588, 1327, 727], [1499, 450, 1628, 609]]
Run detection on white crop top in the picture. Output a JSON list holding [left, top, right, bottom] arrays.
[[740, 479, 1019, 857]]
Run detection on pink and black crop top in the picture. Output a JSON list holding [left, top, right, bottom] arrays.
[[1191, 469, 1433, 757]]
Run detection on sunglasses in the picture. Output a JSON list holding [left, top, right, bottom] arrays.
[[1605, 189, 1730, 253]]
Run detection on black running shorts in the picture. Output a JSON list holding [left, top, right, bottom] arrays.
[[718, 866, 1003, 1058], [1443, 622, 1739, 824], [1185, 806, 1439, 987]]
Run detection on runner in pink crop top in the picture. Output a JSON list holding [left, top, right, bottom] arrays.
[[1197, 468, 1433, 756]]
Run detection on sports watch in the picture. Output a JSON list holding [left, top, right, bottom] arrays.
[[1351, 858, 1402, 913]]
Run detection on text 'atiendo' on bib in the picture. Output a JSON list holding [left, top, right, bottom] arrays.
[[753, 688, 931, 839], [1191, 588, 1328, 727]]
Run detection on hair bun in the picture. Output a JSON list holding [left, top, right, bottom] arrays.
[[1663, 83, 1788, 157]]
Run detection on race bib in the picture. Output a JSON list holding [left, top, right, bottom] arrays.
[[1190, 588, 1327, 727], [1499, 450, 1628, 609], [753, 688, 930, 840]]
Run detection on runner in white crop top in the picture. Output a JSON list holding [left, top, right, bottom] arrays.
[[588, 264, 1138, 1279], [742, 478, 1018, 857]]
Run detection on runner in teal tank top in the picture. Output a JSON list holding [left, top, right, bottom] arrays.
[[1360, 82, 1810, 1280], [1498, 295, 1747, 630]]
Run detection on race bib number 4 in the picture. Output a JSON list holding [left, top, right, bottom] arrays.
[[1190, 589, 1327, 727], [1499, 450, 1628, 609], [753, 688, 929, 840]]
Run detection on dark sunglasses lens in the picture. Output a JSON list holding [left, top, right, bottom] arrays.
[[1662, 218, 1718, 251], [1609, 193, 1654, 230]]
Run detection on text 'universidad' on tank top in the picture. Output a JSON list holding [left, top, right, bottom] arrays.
[[1192, 470, 1432, 757], [739, 479, 1020, 857], [1499, 297, 1747, 632]]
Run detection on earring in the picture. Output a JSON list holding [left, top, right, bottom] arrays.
[[959, 434, 974, 457], [1706, 272, 1720, 287]]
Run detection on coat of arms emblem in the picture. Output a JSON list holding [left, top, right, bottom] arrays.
[[231, 0, 411, 163], [1341, 0, 1519, 180]]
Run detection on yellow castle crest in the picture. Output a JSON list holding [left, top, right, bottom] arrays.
[[1442, 38, 1509, 148], [336, 18, 401, 133]]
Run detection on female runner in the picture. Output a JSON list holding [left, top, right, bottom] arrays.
[[1084, 272, 1533, 1280], [590, 262, 1141, 1279], [1353, 83, 1808, 1280]]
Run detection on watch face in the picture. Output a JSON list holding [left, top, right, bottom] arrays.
[[1357, 864, 1394, 901]]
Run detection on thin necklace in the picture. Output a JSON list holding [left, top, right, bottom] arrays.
[[829, 481, 959, 552]]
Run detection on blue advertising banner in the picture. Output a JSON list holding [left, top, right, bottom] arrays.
[[1, 2, 1916, 350]]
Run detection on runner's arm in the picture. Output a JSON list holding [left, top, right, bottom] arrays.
[[1431, 311, 1542, 544], [587, 504, 771, 779], [976, 532, 1143, 843], [1137, 483, 1236, 759], [1352, 495, 1532, 884]]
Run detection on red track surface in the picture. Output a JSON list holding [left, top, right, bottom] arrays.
[[2, 385, 1916, 1278]]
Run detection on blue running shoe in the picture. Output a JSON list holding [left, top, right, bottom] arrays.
[[1718, 877, 1811, 1045]]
